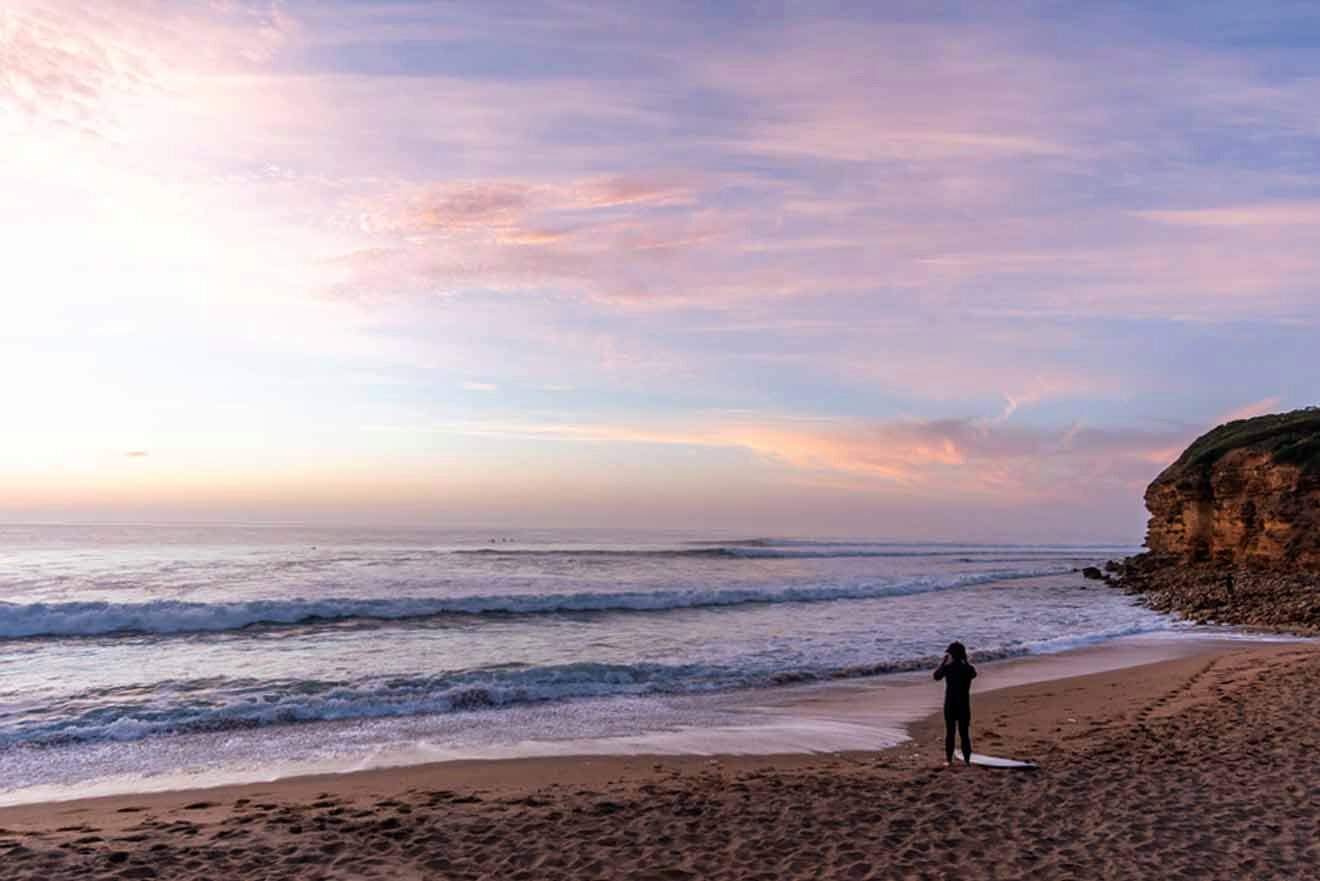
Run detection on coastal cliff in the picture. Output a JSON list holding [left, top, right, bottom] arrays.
[[1113, 408, 1320, 628], [1144, 409, 1320, 568]]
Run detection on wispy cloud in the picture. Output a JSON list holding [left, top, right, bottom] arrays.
[[366, 412, 1189, 500], [0, 1, 294, 138], [1220, 397, 1285, 423], [1138, 203, 1320, 227]]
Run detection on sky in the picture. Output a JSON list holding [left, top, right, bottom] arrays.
[[2, 0, 1318, 540]]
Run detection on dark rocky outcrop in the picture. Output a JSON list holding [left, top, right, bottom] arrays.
[[1109, 556, 1320, 630], [1113, 408, 1320, 629]]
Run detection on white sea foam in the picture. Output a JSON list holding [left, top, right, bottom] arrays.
[[0, 662, 709, 747], [0, 618, 1190, 749], [0, 566, 1070, 640], [1016, 620, 1189, 655]]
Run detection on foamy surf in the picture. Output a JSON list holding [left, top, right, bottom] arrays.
[[0, 566, 1071, 640], [0, 619, 1182, 749]]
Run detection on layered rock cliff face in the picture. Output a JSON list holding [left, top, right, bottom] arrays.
[[1145, 446, 1320, 571], [1113, 408, 1320, 628]]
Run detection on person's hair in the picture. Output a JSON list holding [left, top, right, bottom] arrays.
[[946, 641, 968, 662]]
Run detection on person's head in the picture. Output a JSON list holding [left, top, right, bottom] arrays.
[[945, 641, 968, 662]]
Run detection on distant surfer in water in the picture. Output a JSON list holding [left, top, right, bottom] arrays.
[[934, 641, 976, 766]]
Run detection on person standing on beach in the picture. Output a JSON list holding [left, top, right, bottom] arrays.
[[934, 641, 976, 766]]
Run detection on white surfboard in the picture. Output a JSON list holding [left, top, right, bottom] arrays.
[[968, 752, 1037, 769]]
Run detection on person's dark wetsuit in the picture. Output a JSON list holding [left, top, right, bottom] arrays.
[[934, 656, 977, 764]]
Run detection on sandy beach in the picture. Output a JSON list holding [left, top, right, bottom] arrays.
[[2, 640, 1316, 880]]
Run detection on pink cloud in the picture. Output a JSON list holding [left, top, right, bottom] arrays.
[[1219, 397, 1285, 423], [376, 413, 1190, 501], [572, 176, 694, 209], [332, 162, 1320, 323], [1, 1, 295, 138], [331, 173, 731, 304], [411, 183, 533, 233], [1138, 202, 1320, 227]]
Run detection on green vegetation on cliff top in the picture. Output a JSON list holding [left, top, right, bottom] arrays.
[[1158, 407, 1320, 482]]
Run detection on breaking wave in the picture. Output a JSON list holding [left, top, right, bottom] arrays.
[[0, 619, 1177, 749], [0, 566, 1072, 641]]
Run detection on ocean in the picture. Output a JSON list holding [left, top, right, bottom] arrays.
[[0, 523, 1178, 802]]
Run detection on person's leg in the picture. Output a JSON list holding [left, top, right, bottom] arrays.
[[944, 711, 955, 763], [958, 713, 972, 764]]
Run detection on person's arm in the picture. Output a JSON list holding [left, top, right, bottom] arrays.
[[934, 653, 951, 680], [967, 663, 977, 681]]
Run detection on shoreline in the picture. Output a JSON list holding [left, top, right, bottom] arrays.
[[0, 631, 1300, 812], [2, 639, 1316, 878]]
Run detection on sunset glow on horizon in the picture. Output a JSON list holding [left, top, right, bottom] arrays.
[[4, 1, 1318, 539]]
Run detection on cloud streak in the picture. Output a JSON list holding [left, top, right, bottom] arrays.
[[367, 411, 1193, 502], [1, 1, 294, 138]]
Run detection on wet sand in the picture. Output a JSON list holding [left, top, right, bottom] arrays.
[[2, 641, 1317, 879]]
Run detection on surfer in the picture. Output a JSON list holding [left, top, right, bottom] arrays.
[[934, 641, 976, 766]]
